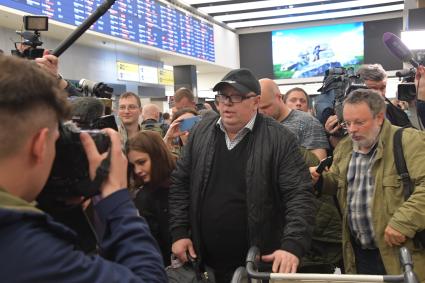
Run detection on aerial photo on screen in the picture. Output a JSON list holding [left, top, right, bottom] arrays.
[[272, 22, 364, 79]]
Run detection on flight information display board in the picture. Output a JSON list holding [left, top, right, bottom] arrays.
[[3, 0, 215, 62]]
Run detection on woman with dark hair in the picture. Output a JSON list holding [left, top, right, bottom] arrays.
[[127, 131, 176, 266]]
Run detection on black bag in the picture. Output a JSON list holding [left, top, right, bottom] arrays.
[[166, 254, 216, 283], [393, 128, 425, 248]]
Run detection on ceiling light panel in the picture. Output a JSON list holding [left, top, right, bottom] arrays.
[[227, 4, 404, 28], [197, 0, 334, 14], [215, 0, 402, 22], [179, 0, 230, 5], [401, 30, 425, 50]]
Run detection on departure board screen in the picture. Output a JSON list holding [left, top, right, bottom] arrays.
[[2, 0, 215, 62]]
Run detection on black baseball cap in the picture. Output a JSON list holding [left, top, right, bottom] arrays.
[[213, 68, 261, 96]]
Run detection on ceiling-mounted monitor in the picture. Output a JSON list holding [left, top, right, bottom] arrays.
[[272, 22, 364, 79]]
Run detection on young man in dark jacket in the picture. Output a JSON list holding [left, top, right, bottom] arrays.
[[0, 55, 167, 283], [169, 68, 316, 282]]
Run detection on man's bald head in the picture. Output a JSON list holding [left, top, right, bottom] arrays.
[[259, 78, 281, 100], [259, 78, 286, 121], [142, 103, 160, 121]]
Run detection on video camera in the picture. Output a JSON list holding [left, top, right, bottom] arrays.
[[11, 15, 48, 59], [396, 68, 417, 102], [315, 67, 366, 127], [36, 121, 111, 253], [395, 54, 425, 102], [39, 96, 119, 205], [38, 122, 110, 205]]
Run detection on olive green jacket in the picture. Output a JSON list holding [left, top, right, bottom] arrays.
[[322, 120, 425, 281], [300, 148, 343, 267]]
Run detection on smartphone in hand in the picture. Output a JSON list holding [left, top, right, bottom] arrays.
[[316, 156, 333, 174], [179, 116, 201, 132]]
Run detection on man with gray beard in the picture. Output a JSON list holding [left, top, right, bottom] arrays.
[[310, 88, 425, 279]]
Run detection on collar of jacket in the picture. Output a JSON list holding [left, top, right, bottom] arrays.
[[0, 187, 43, 214]]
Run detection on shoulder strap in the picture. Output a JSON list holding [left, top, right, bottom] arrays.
[[393, 128, 414, 200]]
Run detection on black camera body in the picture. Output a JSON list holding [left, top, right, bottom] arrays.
[[37, 122, 110, 206], [396, 68, 417, 102], [316, 67, 365, 125]]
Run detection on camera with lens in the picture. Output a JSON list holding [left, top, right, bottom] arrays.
[[79, 79, 113, 99], [315, 67, 366, 133], [36, 122, 111, 253], [396, 68, 417, 102], [11, 15, 48, 59], [37, 122, 110, 208]]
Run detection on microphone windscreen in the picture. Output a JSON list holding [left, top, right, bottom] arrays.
[[71, 97, 105, 127], [383, 32, 413, 62]]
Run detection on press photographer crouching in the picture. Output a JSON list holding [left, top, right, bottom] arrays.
[[0, 55, 167, 282]]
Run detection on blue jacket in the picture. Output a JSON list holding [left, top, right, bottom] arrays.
[[0, 188, 167, 282]]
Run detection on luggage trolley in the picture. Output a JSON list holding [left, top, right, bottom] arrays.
[[231, 246, 419, 283]]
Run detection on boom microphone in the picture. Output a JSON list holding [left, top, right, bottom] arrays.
[[383, 32, 419, 68], [52, 0, 116, 57]]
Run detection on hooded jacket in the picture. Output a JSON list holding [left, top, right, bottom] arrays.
[[169, 113, 316, 262], [0, 188, 167, 282]]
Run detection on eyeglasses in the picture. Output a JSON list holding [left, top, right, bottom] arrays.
[[215, 93, 256, 104], [119, 104, 139, 111], [340, 120, 368, 129]]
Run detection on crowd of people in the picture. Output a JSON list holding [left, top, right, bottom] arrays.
[[1, 50, 425, 283]]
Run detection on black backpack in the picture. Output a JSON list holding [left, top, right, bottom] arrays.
[[393, 128, 425, 248]]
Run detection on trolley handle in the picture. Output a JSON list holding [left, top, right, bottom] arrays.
[[399, 247, 419, 283], [245, 246, 418, 283], [245, 246, 270, 280]]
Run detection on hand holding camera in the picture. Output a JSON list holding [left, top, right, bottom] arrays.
[[35, 50, 58, 77], [80, 128, 127, 199], [164, 115, 201, 150], [324, 115, 341, 135]]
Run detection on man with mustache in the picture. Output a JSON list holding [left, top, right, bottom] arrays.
[[311, 88, 425, 280]]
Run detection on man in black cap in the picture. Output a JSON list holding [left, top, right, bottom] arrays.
[[169, 68, 316, 282]]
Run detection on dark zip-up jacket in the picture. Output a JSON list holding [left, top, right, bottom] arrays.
[[169, 113, 316, 262], [0, 188, 167, 283]]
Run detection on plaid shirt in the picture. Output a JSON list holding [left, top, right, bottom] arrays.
[[347, 145, 378, 249], [217, 113, 257, 150]]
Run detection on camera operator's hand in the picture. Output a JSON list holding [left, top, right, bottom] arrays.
[[324, 115, 340, 134], [35, 50, 69, 90], [324, 115, 343, 148], [416, 65, 425, 101], [35, 50, 58, 77], [80, 128, 128, 199], [309, 167, 321, 185]]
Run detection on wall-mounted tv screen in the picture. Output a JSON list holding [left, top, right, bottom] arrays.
[[272, 22, 364, 79]]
